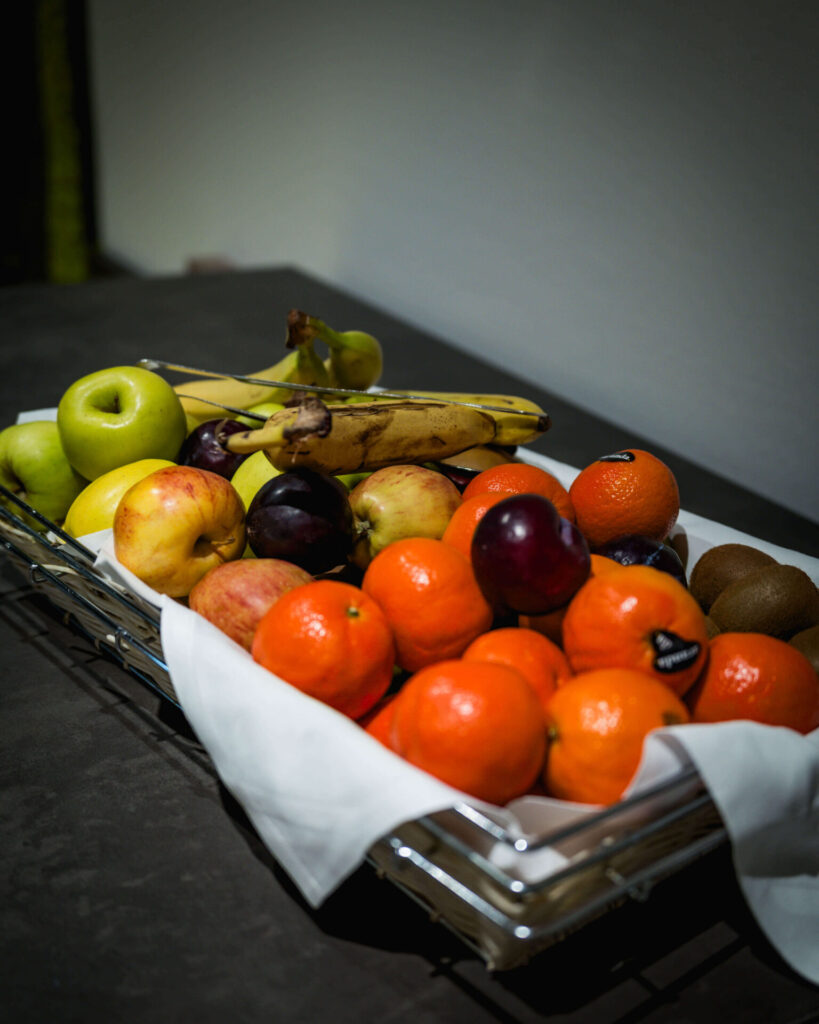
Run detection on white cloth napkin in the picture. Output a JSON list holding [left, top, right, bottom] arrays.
[[80, 456, 819, 984], [640, 724, 819, 984]]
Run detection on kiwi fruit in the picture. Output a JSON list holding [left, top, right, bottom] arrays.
[[704, 615, 721, 639], [689, 543, 778, 612], [789, 625, 819, 675], [709, 564, 819, 638]]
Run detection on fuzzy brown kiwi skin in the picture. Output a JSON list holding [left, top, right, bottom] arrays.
[[703, 615, 722, 640], [708, 564, 819, 639], [689, 543, 778, 613], [789, 625, 819, 675]]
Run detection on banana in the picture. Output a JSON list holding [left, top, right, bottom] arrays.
[[225, 398, 500, 475], [370, 390, 549, 446], [287, 309, 383, 391], [174, 336, 330, 425]]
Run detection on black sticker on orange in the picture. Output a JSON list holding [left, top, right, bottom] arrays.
[[598, 451, 635, 463], [651, 630, 701, 674]]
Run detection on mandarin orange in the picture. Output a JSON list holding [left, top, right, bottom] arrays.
[[687, 632, 819, 733], [251, 579, 395, 719], [361, 537, 493, 672], [359, 694, 398, 747], [390, 659, 547, 805], [462, 627, 571, 714], [440, 492, 508, 561], [543, 668, 690, 805], [519, 606, 567, 647], [519, 554, 624, 645], [561, 565, 709, 696], [462, 463, 575, 521], [568, 449, 679, 548]]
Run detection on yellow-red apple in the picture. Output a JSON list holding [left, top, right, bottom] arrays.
[[349, 464, 462, 569], [113, 466, 245, 597]]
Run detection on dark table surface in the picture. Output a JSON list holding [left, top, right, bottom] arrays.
[[1, 267, 817, 1023]]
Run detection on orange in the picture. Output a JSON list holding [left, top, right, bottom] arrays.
[[361, 537, 493, 672], [562, 565, 709, 696], [462, 627, 572, 714], [390, 659, 547, 805], [519, 605, 567, 647], [590, 552, 626, 576], [462, 463, 575, 522], [251, 580, 395, 719], [543, 668, 690, 805], [568, 449, 679, 548], [686, 632, 819, 733], [518, 554, 628, 646], [359, 694, 398, 747], [441, 492, 508, 560]]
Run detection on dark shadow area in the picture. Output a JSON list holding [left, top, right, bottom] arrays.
[[215, 778, 478, 966]]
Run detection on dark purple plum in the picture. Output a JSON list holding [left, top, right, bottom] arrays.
[[594, 534, 686, 585], [430, 447, 520, 493], [246, 467, 353, 573], [177, 418, 249, 478], [429, 462, 478, 492], [471, 493, 591, 614]]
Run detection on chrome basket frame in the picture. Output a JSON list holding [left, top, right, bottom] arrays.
[[0, 485, 727, 970]]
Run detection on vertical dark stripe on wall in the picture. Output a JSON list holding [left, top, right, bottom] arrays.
[[5, 8, 47, 284], [36, 0, 92, 283]]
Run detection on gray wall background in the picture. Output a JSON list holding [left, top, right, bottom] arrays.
[[86, 1, 818, 523]]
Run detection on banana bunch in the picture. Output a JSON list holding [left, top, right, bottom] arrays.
[[167, 308, 550, 473], [174, 344, 329, 428], [287, 309, 384, 391], [172, 309, 384, 428], [225, 395, 549, 475]]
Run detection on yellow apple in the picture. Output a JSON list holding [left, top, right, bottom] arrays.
[[63, 458, 176, 537], [349, 464, 462, 569], [230, 451, 283, 510], [230, 451, 282, 557], [113, 465, 246, 597]]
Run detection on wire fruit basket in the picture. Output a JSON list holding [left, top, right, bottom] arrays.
[[0, 486, 727, 970]]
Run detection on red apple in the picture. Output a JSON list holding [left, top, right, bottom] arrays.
[[113, 465, 246, 597], [189, 558, 313, 650], [348, 464, 462, 569]]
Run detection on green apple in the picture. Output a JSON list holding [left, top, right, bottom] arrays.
[[62, 458, 176, 537], [236, 400, 286, 428], [229, 450, 281, 557], [0, 421, 87, 528], [57, 366, 187, 480]]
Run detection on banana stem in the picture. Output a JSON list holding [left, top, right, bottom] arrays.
[[287, 309, 344, 350]]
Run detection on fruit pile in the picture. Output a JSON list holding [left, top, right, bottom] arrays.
[[2, 310, 818, 812]]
